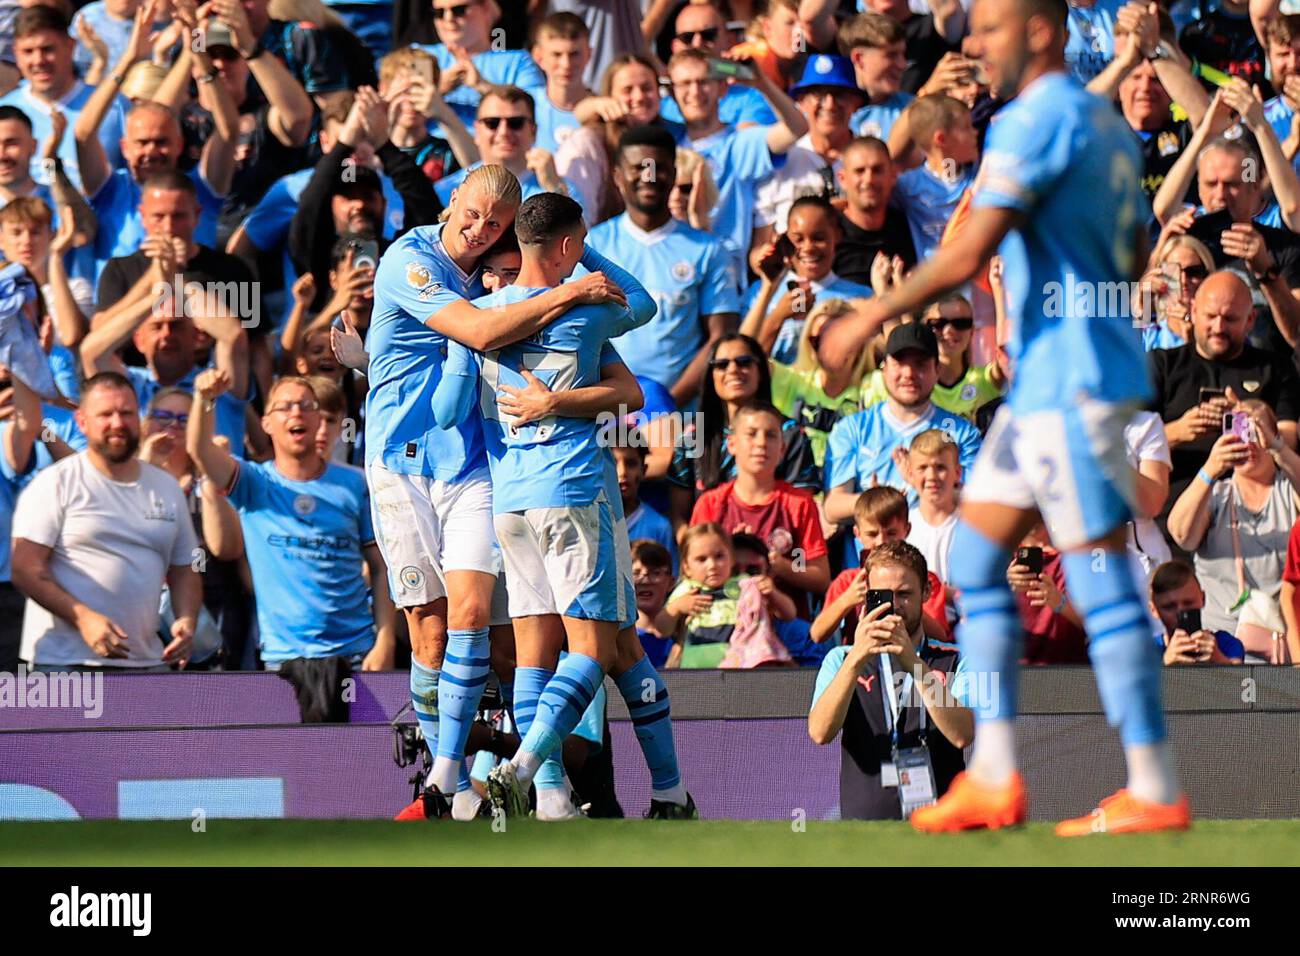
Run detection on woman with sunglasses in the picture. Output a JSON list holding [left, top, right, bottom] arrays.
[[557, 54, 687, 223], [666, 332, 819, 533], [1135, 234, 1214, 351]]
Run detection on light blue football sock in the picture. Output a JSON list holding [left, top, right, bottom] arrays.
[[614, 657, 683, 799], [514, 653, 604, 786], [430, 628, 491, 793], [514, 666, 565, 791]]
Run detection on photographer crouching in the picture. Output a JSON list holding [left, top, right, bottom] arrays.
[[808, 541, 974, 821]]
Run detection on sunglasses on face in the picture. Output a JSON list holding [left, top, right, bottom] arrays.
[[435, 1, 477, 20], [926, 317, 974, 332], [675, 27, 720, 44], [1181, 264, 1209, 282], [270, 399, 320, 414], [709, 355, 759, 372], [148, 409, 188, 428], [478, 115, 528, 131]]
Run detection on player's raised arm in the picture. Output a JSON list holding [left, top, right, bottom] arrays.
[[819, 204, 1023, 363], [431, 341, 480, 430], [578, 246, 657, 328]]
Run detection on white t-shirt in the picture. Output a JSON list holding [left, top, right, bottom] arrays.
[[14, 453, 198, 667], [1124, 410, 1173, 578], [753, 136, 840, 233], [907, 506, 958, 584]]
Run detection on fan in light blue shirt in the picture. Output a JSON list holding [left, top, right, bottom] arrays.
[[825, 402, 981, 507], [227, 457, 378, 663], [1063, 0, 1125, 84], [416, 44, 545, 129], [0, 81, 128, 192], [852, 91, 914, 141], [893, 161, 976, 261], [661, 85, 778, 128], [587, 213, 739, 394]]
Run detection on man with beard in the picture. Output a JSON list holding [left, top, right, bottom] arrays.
[[12, 371, 201, 671], [587, 124, 739, 405], [1262, 14, 1300, 174], [808, 540, 973, 820], [1152, 270, 1300, 506]]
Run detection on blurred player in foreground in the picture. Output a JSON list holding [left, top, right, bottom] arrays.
[[822, 0, 1189, 834]]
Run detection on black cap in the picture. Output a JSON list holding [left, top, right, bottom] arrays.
[[884, 322, 939, 360]]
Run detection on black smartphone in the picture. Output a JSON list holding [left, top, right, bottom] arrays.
[[1199, 387, 1226, 405], [1015, 546, 1044, 574], [1176, 608, 1202, 635], [706, 56, 755, 82], [865, 589, 894, 614]]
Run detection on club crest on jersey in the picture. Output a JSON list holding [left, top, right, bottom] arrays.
[[1157, 131, 1180, 157], [960, 383, 977, 402], [400, 566, 425, 590], [293, 494, 316, 517], [671, 261, 696, 283]]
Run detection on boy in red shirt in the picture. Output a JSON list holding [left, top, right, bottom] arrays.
[[690, 402, 831, 615], [813, 486, 952, 645]]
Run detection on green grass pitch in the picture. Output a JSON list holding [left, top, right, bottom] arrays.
[[3, 819, 1299, 866]]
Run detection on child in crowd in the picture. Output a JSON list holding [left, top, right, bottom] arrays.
[[904, 428, 960, 586], [614, 432, 677, 572], [813, 486, 953, 645], [689, 402, 830, 615], [732, 533, 827, 667], [632, 539, 677, 668], [889, 94, 979, 260], [665, 524, 796, 668], [1008, 523, 1088, 665]]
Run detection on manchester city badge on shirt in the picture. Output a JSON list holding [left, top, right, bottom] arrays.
[[1157, 131, 1181, 156]]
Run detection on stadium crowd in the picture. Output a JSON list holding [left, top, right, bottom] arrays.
[[1, 0, 1299, 817]]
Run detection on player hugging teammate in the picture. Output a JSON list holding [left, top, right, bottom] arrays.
[[366, 164, 696, 821]]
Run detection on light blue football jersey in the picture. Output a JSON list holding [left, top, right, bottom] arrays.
[[1064, 0, 1125, 84], [416, 45, 546, 129], [443, 289, 642, 513], [366, 222, 488, 481], [824, 402, 981, 506], [227, 458, 376, 663], [661, 85, 777, 128], [851, 91, 914, 141], [892, 161, 976, 262], [524, 85, 582, 154], [687, 124, 783, 282], [586, 213, 740, 392], [973, 71, 1152, 413]]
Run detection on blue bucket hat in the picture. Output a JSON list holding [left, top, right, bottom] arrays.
[[789, 54, 865, 102]]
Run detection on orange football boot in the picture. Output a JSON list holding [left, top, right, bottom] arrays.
[[1055, 789, 1191, 836], [393, 787, 452, 821], [910, 771, 1029, 832]]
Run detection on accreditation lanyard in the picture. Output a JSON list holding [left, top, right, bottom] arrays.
[[880, 653, 926, 748]]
